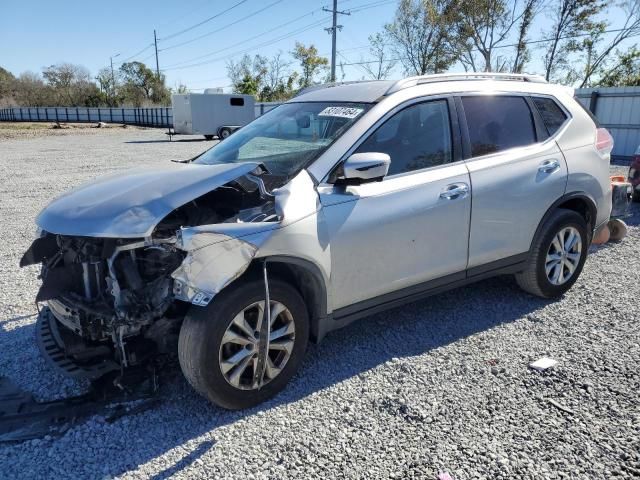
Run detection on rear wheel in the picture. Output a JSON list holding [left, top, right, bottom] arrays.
[[515, 209, 588, 298], [178, 278, 309, 409]]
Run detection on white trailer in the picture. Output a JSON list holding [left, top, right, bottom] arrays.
[[171, 92, 255, 140]]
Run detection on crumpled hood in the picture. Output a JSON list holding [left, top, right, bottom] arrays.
[[36, 162, 260, 238]]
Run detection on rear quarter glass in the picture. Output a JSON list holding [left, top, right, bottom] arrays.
[[573, 96, 600, 127]]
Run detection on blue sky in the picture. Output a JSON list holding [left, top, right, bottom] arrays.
[[1, 0, 635, 92]]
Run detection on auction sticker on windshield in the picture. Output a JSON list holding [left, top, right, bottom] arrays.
[[318, 106, 364, 119]]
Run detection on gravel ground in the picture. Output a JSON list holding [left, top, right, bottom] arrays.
[[0, 128, 638, 479]]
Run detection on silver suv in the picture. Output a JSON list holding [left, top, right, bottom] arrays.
[[22, 73, 613, 409]]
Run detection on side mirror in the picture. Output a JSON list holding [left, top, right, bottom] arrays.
[[337, 152, 391, 185]]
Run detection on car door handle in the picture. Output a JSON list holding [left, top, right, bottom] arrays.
[[538, 159, 560, 173], [440, 183, 469, 200]]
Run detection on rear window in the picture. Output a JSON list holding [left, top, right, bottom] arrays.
[[462, 96, 536, 157], [532, 97, 568, 136], [230, 97, 245, 106]]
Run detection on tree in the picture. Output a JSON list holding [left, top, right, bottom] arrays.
[[457, 0, 539, 72], [596, 47, 640, 86], [291, 42, 328, 88], [384, 0, 460, 75], [361, 33, 397, 80], [0, 67, 16, 106], [262, 52, 294, 95], [227, 54, 268, 95], [119, 61, 170, 106], [541, 0, 606, 81], [174, 84, 189, 94], [42, 63, 100, 106], [13, 72, 53, 107], [95, 67, 118, 106], [574, 1, 640, 87], [511, 0, 540, 73], [260, 53, 298, 101], [227, 53, 297, 101]]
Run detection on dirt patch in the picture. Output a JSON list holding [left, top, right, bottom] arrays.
[[0, 122, 148, 141]]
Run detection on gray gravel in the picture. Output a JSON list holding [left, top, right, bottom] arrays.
[[0, 128, 639, 479]]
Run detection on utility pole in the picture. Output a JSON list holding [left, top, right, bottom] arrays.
[[323, 0, 350, 83], [154, 29, 160, 77], [110, 53, 120, 100]]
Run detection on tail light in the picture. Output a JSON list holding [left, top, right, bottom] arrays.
[[595, 128, 614, 155]]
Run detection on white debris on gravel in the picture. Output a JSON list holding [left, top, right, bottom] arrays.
[[0, 128, 639, 479], [529, 357, 558, 371]]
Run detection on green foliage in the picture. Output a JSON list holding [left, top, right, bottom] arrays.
[[596, 47, 640, 86], [542, 0, 607, 82], [0, 67, 15, 101], [291, 43, 328, 88], [384, 0, 461, 75], [361, 32, 396, 80], [42, 63, 101, 106], [227, 52, 298, 101], [119, 62, 171, 106], [457, 0, 540, 72]]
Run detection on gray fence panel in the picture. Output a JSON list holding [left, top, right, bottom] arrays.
[[575, 86, 640, 159], [1, 101, 275, 129], [0, 106, 173, 128]]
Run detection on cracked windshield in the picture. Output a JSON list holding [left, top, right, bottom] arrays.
[[195, 102, 370, 176]]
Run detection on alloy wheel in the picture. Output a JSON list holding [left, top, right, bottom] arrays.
[[218, 300, 295, 390], [545, 226, 582, 286]]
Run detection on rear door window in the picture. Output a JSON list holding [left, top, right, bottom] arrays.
[[461, 96, 536, 157], [532, 97, 568, 136]]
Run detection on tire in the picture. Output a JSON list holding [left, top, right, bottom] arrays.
[[204, 135, 214, 140], [515, 209, 589, 298], [219, 127, 231, 140], [633, 190, 640, 203], [178, 277, 309, 409]]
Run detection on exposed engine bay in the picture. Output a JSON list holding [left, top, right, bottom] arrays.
[[20, 167, 287, 375]]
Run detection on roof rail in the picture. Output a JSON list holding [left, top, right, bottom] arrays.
[[385, 72, 548, 95]]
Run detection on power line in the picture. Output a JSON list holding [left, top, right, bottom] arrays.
[[159, 0, 286, 52], [155, 0, 213, 31], [162, 7, 327, 68], [158, 0, 249, 41], [163, 16, 332, 71], [338, 27, 640, 67], [347, 0, 397, 13], [115, 44, 154, 65]]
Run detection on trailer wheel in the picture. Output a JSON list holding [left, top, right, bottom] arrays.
[[219, 127, 231, 140], [608, 219, 628, 241], [204, 135, 214, 140]]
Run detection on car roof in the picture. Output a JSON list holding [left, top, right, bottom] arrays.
[[289, 80, 395, 103], [290, 74, 573, 104]]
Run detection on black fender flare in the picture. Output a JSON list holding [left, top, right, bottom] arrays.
[[529, 192, 598, 253], [261, 255, 330, 343]]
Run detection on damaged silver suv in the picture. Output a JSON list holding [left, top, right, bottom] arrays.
[[22, 73, 613, 409]]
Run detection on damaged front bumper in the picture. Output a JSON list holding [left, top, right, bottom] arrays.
[[36, 306, 120, 380]]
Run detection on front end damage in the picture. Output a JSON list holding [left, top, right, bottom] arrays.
[[21, 164, 317, 383]]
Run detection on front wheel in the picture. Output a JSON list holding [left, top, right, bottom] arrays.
[[178, 278, 309, 409], [515, 209, 588, 298]]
